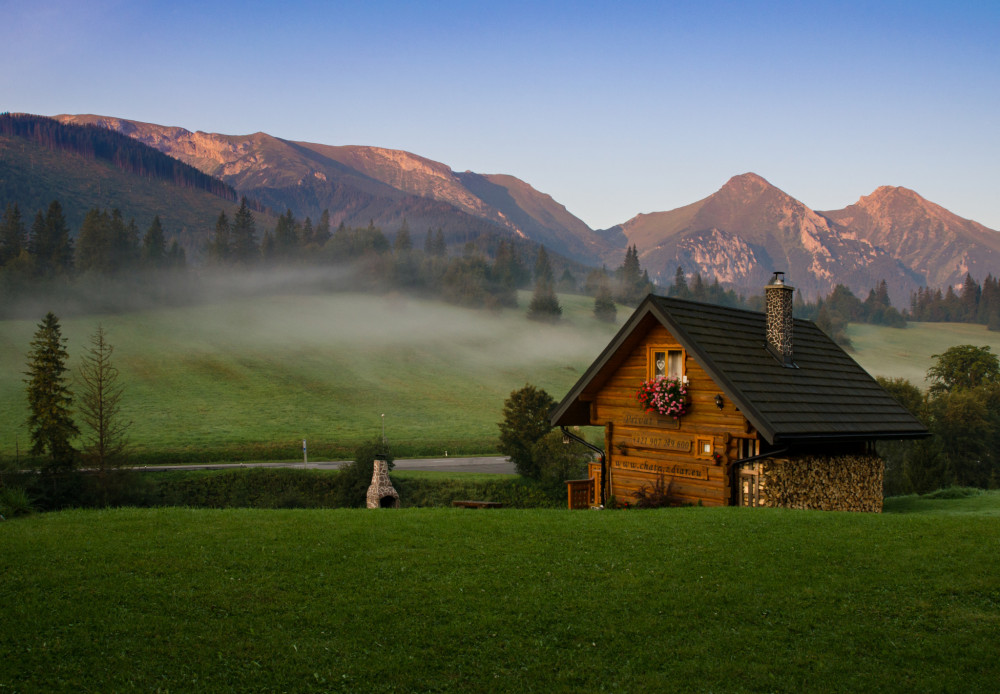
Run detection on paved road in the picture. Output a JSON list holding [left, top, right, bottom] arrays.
[[133, 456, 515, 474]]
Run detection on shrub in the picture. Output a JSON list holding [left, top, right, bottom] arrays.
[[631, 474, 675, 509], [0, 486, 34, 517], [529, 430, 589, 492], [393, 475, 561, 508], [497, 384, 555, 479]]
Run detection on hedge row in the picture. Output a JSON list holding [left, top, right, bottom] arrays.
[[2, 467, 562, 512]]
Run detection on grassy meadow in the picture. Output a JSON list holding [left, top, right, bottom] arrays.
[[2, 492, 998, 692], [847, 320, 1000, 385], [3, 286, 999, 464], [0, 289, 618, 463]]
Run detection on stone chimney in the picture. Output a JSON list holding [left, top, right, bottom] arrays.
[[765, 272, 795, 367], [366, 456, 400, 508]]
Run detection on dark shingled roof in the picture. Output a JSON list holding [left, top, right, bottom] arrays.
[[552, 294, 928, 444]]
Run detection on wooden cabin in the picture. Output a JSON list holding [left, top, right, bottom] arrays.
[[552, 275, 927, 512]]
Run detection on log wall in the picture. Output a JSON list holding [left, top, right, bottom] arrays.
[[589, 325, 754, 507], [758, 455, 884, 513]]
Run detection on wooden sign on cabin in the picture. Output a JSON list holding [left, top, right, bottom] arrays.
[[551, 274, 928, 512]]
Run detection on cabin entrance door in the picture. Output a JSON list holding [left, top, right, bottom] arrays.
[[737, 462, 761, 507], [732, 438, 761, 507]]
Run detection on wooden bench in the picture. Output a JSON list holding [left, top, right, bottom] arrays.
[[451, 500, 503, 509]]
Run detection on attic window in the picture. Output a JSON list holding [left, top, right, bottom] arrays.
[[648, 347, 685, 382]]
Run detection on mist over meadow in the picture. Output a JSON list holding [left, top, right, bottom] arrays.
[[0, 269, 620, 462]]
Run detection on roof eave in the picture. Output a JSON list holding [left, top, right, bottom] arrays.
[[773, 429, 931, 445], [644, 300, 780, 444], [550, 296, 661, 427]]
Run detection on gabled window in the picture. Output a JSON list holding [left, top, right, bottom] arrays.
[[648, 346, 685, 382]]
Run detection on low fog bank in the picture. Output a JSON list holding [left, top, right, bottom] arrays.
[[2, 265, 616, 365], [0, 264, 364, 322], [0, 266, 621, 455]]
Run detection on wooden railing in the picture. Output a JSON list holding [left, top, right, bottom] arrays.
[[566, 478, 595, 510]]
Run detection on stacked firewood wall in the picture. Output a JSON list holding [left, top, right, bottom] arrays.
[[758, 455, 883, 512]]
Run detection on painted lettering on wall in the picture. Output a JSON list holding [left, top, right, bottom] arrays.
[[622, 412, 681, 430], [627, 434, 692, 452], [613, 455, 709, 481]]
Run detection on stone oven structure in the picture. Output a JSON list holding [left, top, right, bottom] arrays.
[[551, 275, 928, 511], [366, 457, 400, 509]]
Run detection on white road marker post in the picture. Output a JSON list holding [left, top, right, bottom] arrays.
[[302, 439, 307, 465]]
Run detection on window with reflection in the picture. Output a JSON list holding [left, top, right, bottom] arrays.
[[649, 347, 684, 381]]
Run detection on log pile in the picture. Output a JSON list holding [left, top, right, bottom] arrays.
[[759, 455, 883, 513]]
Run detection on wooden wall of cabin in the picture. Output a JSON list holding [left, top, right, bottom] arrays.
[[587, 325, 756, 507]]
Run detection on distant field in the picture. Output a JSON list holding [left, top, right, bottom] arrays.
[[2, 494, 998, 692], [847, 321, 1000, 385], [0, 290, 619, 462], [4, 290, 996, 463]]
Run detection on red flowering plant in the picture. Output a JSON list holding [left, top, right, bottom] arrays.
[[636, 377, 688, 419]]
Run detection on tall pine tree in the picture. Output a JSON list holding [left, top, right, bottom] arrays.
[[0, 202, 25, 265], [209, 211, 231, 264], [527, 246, 562, 323], [230, 197, 259, 264], [77, 324, 131, 475], [24, 312, 79, 469], [142, 215, 167, 268]]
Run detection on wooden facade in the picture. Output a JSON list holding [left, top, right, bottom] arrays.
[[582, 324, 755, 506], [552, 290, 929, 511]]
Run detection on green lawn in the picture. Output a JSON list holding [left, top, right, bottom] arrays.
[[0, 291, 619, 463], [2, 495, 998, 692]]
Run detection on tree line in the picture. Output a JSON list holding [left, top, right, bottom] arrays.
[[0, 113, 237, 200], [1, 199, 186, 277], [879, 345, 1000, 494], [909, 273, 1000, 328]]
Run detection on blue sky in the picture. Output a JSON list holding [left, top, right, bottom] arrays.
[[3, 0, 998, 230]]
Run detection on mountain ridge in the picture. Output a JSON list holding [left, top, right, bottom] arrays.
[[54, 113, 610, 265], [610, 173, 996, 305], [42, 114, 1000, 303]]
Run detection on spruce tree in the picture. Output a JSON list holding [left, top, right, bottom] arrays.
[[43, 200, 74, 276], [167, 240, 186, 269], [29, 203, 75, 277], [142, 215, 167, 268], [394, 220, 413, 253], [299, 216, 314, 246], [527, 247, 561, 322], [593, 280, 617, 322], [431, 228, 447, 257], [272, 208, 298, 258], [24, 312, 79, 469], [75, 208, 109, 274], [230, 197, 259, 263], [209, 211, 231, 264], [533, 246, 554, 285], [77, 324, 131, 475], [0, 202, 25, 265], [616, 244, 641, 303], [315, 209, 332, 245]]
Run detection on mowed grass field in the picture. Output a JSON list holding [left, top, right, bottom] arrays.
[[0, 291, 619, 462], [3, 289, 999, 463], [2, 492, 998, 692], [847, 320, 1000, 385]]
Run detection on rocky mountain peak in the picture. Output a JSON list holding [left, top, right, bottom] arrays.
[[718, 172, 776, 197]]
